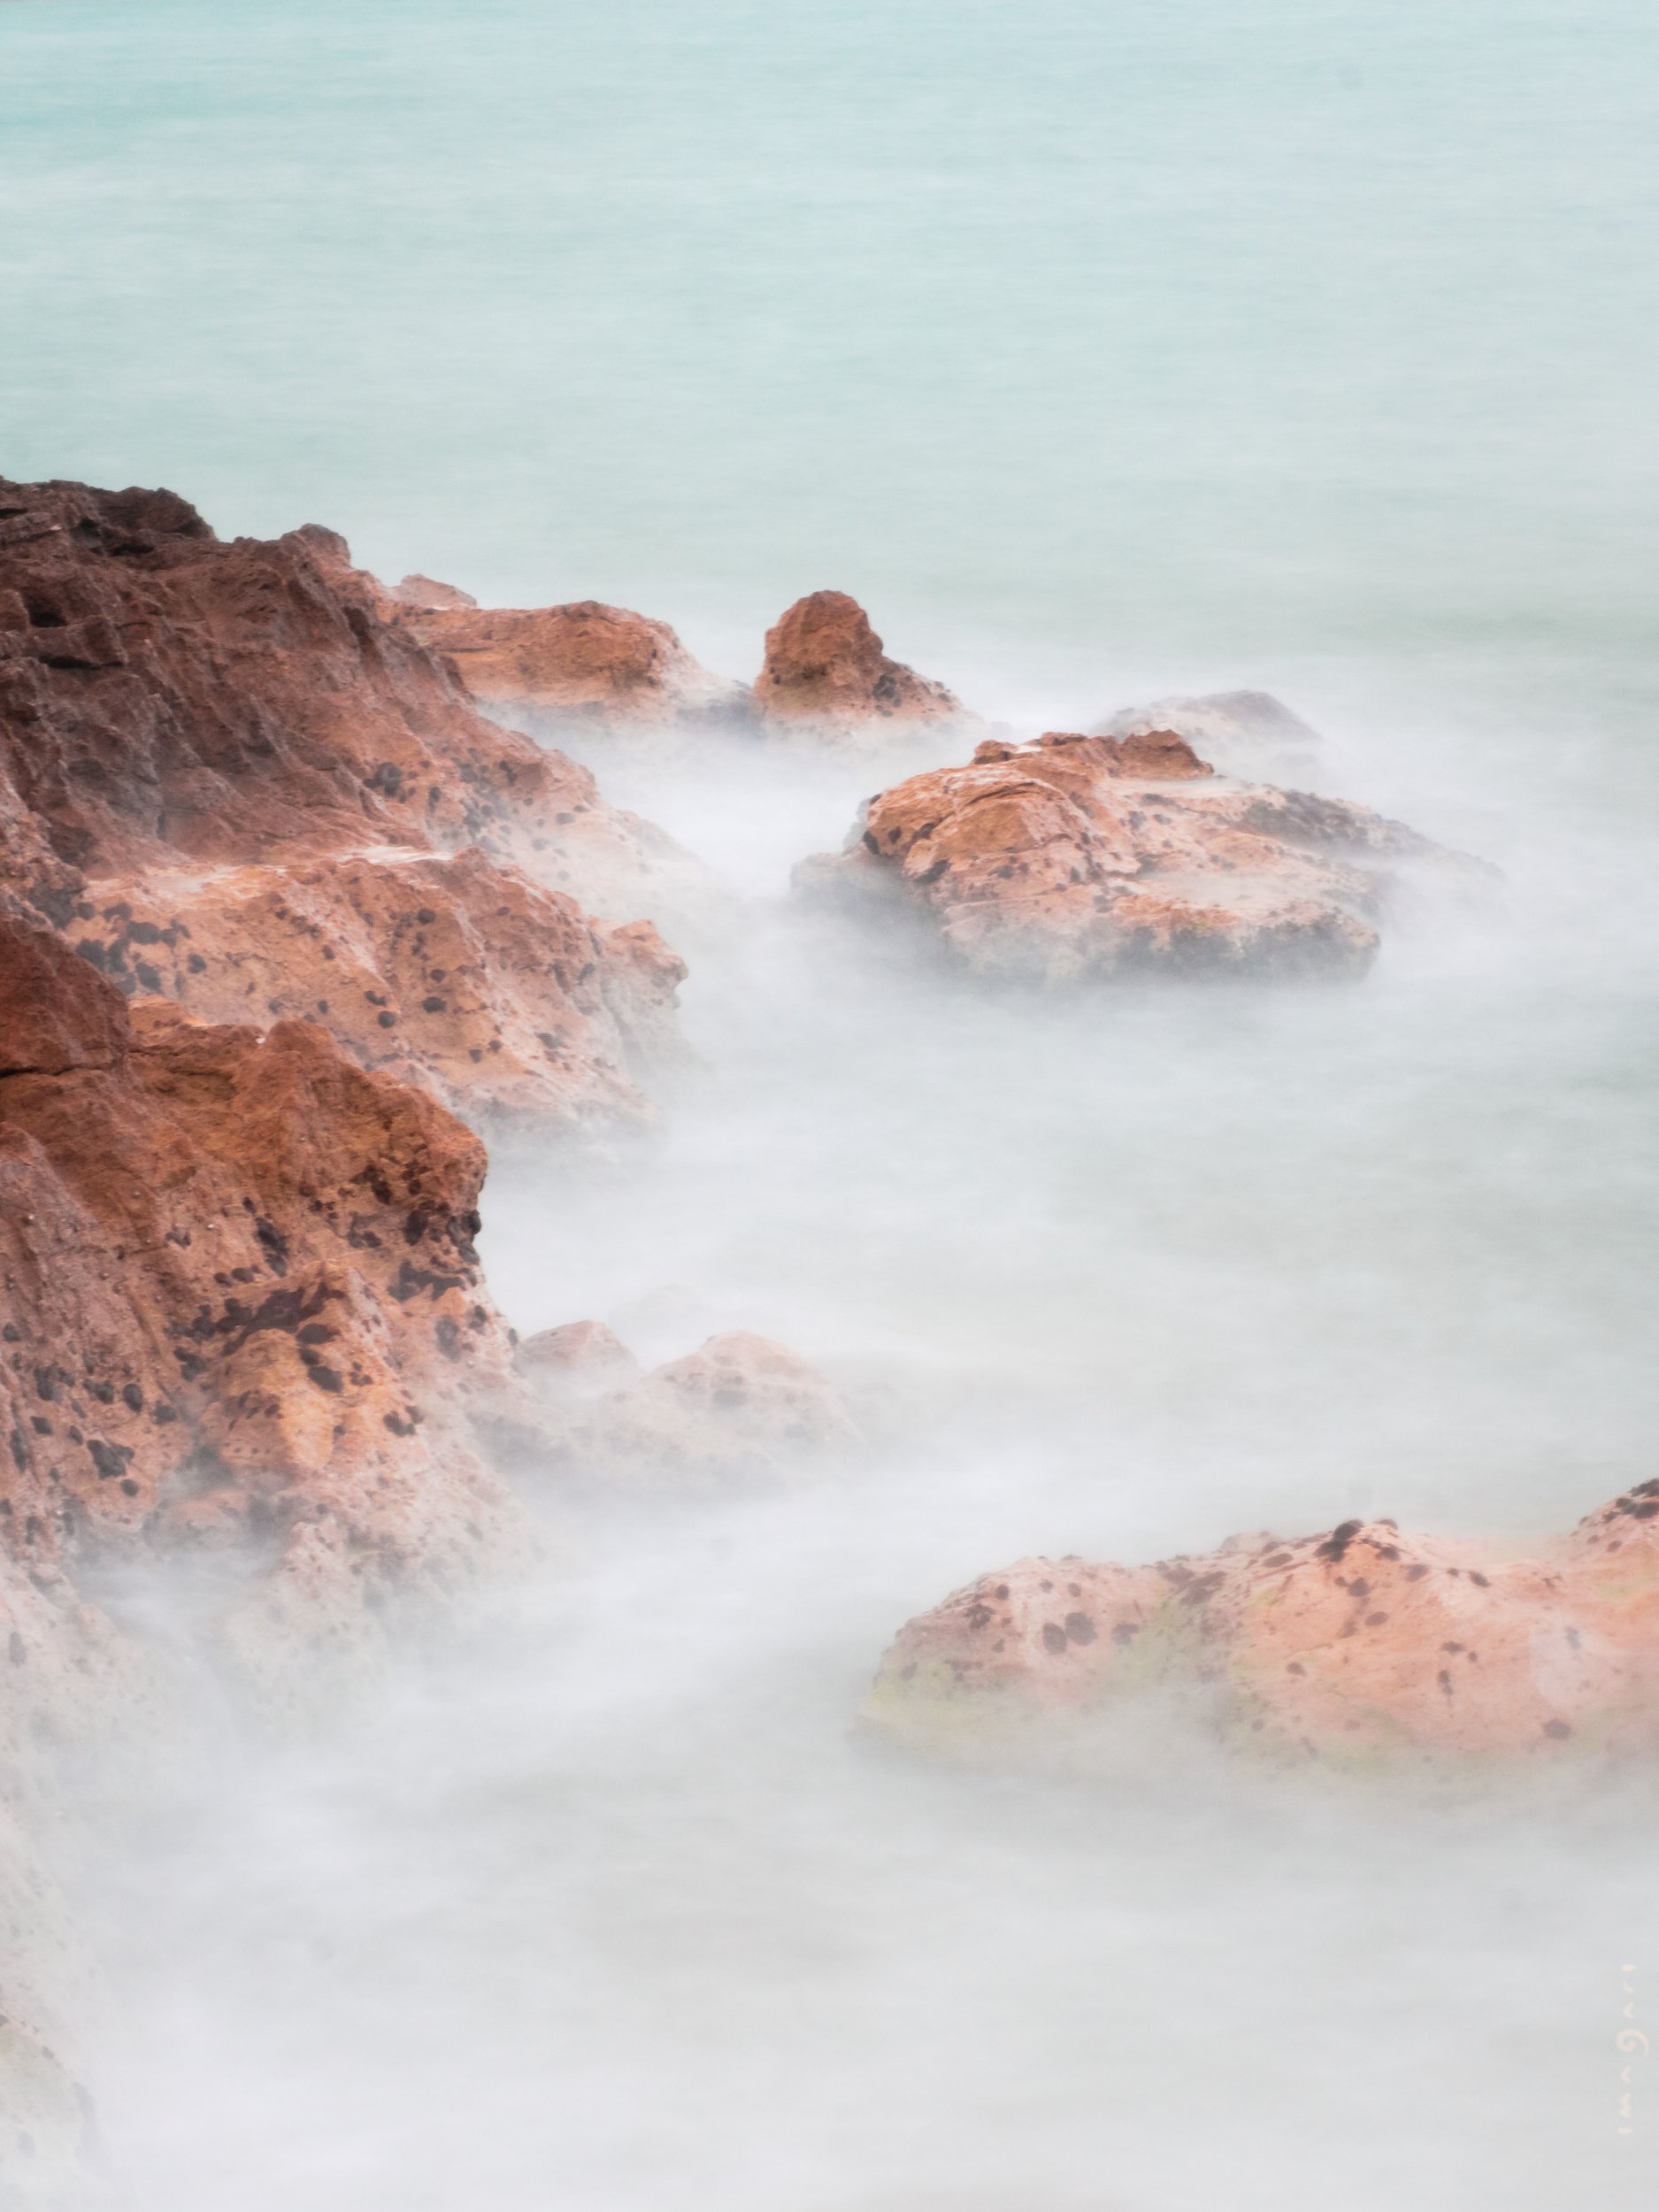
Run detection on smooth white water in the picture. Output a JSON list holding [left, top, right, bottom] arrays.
[[4, 0, 1658, 2204], [56, 668, 1659, 2210]]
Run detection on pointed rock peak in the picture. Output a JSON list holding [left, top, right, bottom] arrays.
[[754, 590, 972, 739]]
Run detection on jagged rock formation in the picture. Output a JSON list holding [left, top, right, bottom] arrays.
[[1098, 690, 1321, 783], [0, 910, 541, 1694], [753, 591, 973, 745], [801, 727, 1477, 979], [866, 1483, 1659, 1768], [402, 595, 751, 733], [0, 478, 693, 1129], [68, 849, 683, 1142]]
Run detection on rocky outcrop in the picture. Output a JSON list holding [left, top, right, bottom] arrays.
[[403, 596, 750, 733], [0, 478, 694, 1129], [753, 591, 972, 744], [865, 1485, 1659, 1769], [68, 849, 683, 1143], [0, 910, 540, 1694], [1098, 690, 1321, 784], [801, 728, 1474, 980]]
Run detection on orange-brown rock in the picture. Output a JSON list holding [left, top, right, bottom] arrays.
[[753, 591, 972, 743], [0, 479, 694, 1126], [866, 1485, 1659, 1769], [0, 910, 538, 1677], [68, 847, 683, 1142], [403, 597, 750, 732], [803, 728, 1472, 979]]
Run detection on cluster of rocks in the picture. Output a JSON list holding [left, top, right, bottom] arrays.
[[0, 473, 1637, 2185], [383, 565, 1484, 982], [394, 579, 973, 749], [0, 480, 701, 1141], [0, 481, 854, 2176], [867, 1485, 1659, 1770]]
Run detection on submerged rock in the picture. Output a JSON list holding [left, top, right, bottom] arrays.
[[1098, 690, 1322, 783], [518, 1319, 642, 1402], [802, 727, 1478, 980], [866, 1486, 1659, 1769], [572, 1330, 859, 1486], [0, 478, 695, 1130], [403, 596, 750, 733], [753, 590, 974, 746]]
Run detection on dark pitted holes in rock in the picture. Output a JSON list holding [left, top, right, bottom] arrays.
[[1041, 1623, 1069, 1655], [1316, 1519, 1363, 1563], [1063, 1612, 1096, 1645]]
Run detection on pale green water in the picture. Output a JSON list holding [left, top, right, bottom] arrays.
[[4, 0, 1657, 663], [5, 6, 1659, 2210]]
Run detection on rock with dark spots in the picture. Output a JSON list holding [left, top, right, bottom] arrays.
[[72, 846, 685, 1141], [0, 898, 127, 1077], [402, 596, 751, 734], [0, 909, 541, 1687], [866, 1495, 1659, 1767], [0, 476, 701, 1125], [573, 1331, 860, 1486], [801, 727, 1486, 982], [753, 591, 975, 748]]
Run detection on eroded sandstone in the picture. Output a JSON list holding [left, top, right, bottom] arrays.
[[68, 847, 683, 1143], [753, 591, 972, 745], [403, 596, 750, 733], [0, 478, 695, 1129], [802, 727, 1478, 979], [866, 1485, 1659, 1768], [0, 910, 541, 1694]]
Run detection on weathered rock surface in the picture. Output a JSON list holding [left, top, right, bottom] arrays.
[[403, 597, 750, 733], [866, 1484, 1659, 1769], [69, 848, 683, 1142], [803, 727, 1472, 980], [0, 910, 537, 1689], [0, 478, 694, 1126], [753, 591, 973, 744], [565, 1330, 859, 1486], [1098, 690, 1321, 783]]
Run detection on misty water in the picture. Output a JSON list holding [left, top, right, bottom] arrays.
[[5, 2, 1658, 2207]]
